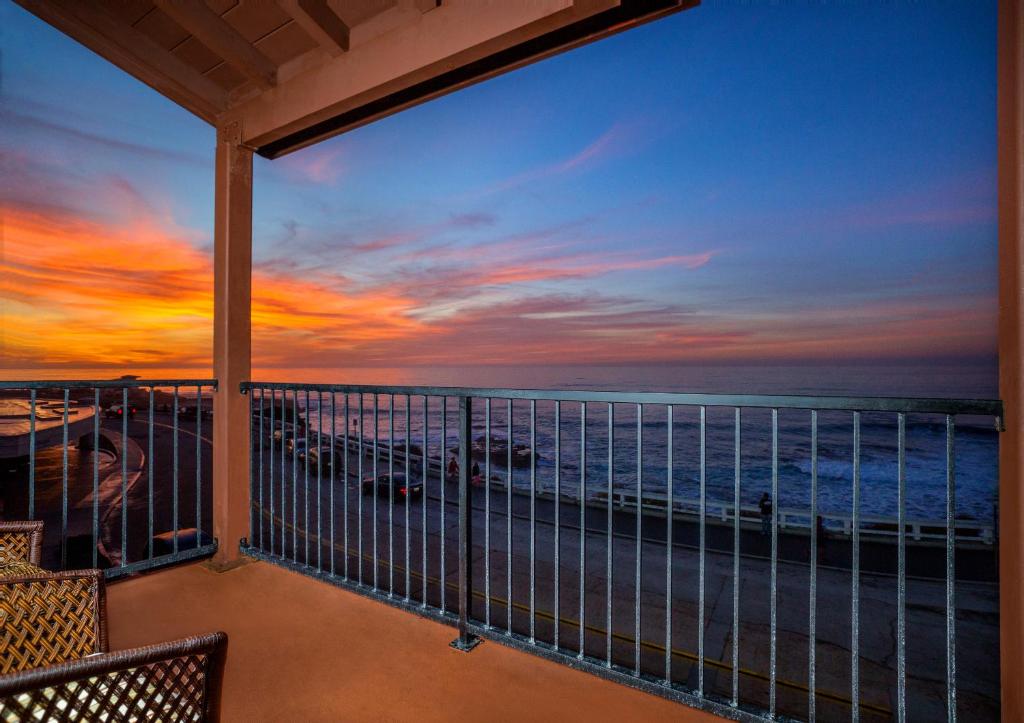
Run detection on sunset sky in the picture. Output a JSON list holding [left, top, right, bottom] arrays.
[[0, 2, 998, 372]]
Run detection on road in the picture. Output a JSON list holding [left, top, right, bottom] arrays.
[[1, 409, 213, 569]]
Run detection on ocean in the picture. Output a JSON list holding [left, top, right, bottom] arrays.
[[4, 362, 1000, 525], [249, 362, 1000, 526]]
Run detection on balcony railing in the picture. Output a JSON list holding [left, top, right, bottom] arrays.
[[239, 381, 1003, 722], [0, 379, 217, 577]]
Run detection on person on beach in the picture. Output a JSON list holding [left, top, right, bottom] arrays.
[[447, 456, 459, 480], [759, 493, 773, 536]]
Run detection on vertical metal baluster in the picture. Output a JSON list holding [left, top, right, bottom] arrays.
[[95, 385, 102, 565], [281, 389, 287, 557], [579, 400, 587, 660], [507, 398, 513, 634], [257, 387, 263, 550], [373, 393, 379, 589], [809, 410, 818, 721], [851, 411, 861, 722], [423, 396, 429, 606], [196, 386, 203, 549], [120, 385, 128, 561], [555, 400, 561, 650], [248, 388, 255, 546], [769, 408, 779, 716], [317, 390, 323, 572], [332, 393, 338, 577], [665, 405, 674, 685], [405, 394, 411, 600], [485, 398, 492, 627], [343, 393, 350, 579], [172, 387, 178, 555], [529, 398, 537, 643], [62, 388, 70, 568], [304, 389, 310, 565], [269, 389, 276, 556], [441, 396, 447, 612], [732, 407, 741, 707], [699, 405, 707, 694], [389, 394, 395, 595], [358, 393, 363, 584], [28, 390, 36, 520], [634, 402, 643, 676], [946, 415, 957, 722], [897, 413, 907, 723], [607, 402, 614, 667], [293, 391, 299, 562]]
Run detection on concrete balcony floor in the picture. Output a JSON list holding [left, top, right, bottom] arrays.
[[107, 559, 721, 722]]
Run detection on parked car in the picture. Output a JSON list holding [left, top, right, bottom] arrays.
[[361, 473, 423, 500], [105, 403, 136, 420]]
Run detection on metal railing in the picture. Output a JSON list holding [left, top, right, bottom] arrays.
[[239, 382, 1003, 722], [0, 379, 218, 577]]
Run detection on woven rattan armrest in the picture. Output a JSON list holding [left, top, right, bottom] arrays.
[[0, 569, 107, 674], [0, 632, 228, 722], [0, 522, 44, 566]]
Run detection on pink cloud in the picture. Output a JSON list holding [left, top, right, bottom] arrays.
[[277, 144, 345, 184]]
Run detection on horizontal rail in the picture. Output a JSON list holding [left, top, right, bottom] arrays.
[[240, 381, 1002, 417], [0, 379, 218, 390], [104, 542, 218, 579]]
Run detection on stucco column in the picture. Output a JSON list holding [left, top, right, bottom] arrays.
[[211, 121, 253, 568], [998, 0, 1022, 719]]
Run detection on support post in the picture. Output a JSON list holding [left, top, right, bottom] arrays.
[[998, 0, 1023, 719], [211, 121, 253, 569], [451, 395, 481, 652]]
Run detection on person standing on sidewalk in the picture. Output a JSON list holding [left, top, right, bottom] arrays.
[[759, 492, 773, 536]]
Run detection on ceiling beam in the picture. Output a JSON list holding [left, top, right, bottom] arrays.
[[14, 0, 227, 123], [277, 0, 350, 56], [155, 0, 278, 90], [233, 0, 693, 158]]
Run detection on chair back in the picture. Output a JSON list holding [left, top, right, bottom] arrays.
[[0, 570, 107, 675], [0, 522, 44, 566], [0, 632, 228, 722]]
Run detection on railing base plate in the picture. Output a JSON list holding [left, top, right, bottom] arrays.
[[449, 635, 482, 653]]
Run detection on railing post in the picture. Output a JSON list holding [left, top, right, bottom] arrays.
[[451, 395, 481, 651], [998, 0, 1023, 718], [211, 120, 253, 569]]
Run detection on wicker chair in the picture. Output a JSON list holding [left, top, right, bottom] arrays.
[[1, 570, 107, 675], [0, 522, 43, 566], [1, 569, 228, 721], [0, 632, 227, 722]]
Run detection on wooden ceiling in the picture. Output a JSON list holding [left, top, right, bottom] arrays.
[[15, 0, 694, 157]]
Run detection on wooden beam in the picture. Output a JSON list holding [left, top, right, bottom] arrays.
[[211, 121, 253, 569], [232, 0, 693, 157], [14, 0, 226, 123], [998, 0, 1023, 720], [155, 0, 278, 90], [277, 0, 350, 56]]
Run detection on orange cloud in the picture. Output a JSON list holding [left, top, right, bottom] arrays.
[[0, 198, 993, 373]]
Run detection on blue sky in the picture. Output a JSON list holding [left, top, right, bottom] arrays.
[[0, 1, 998, 369]]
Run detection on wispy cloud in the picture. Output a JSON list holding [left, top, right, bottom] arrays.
[[276, 144, 346, 184], [472, 121, 648, 198], [0, 106, 209, 167]]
